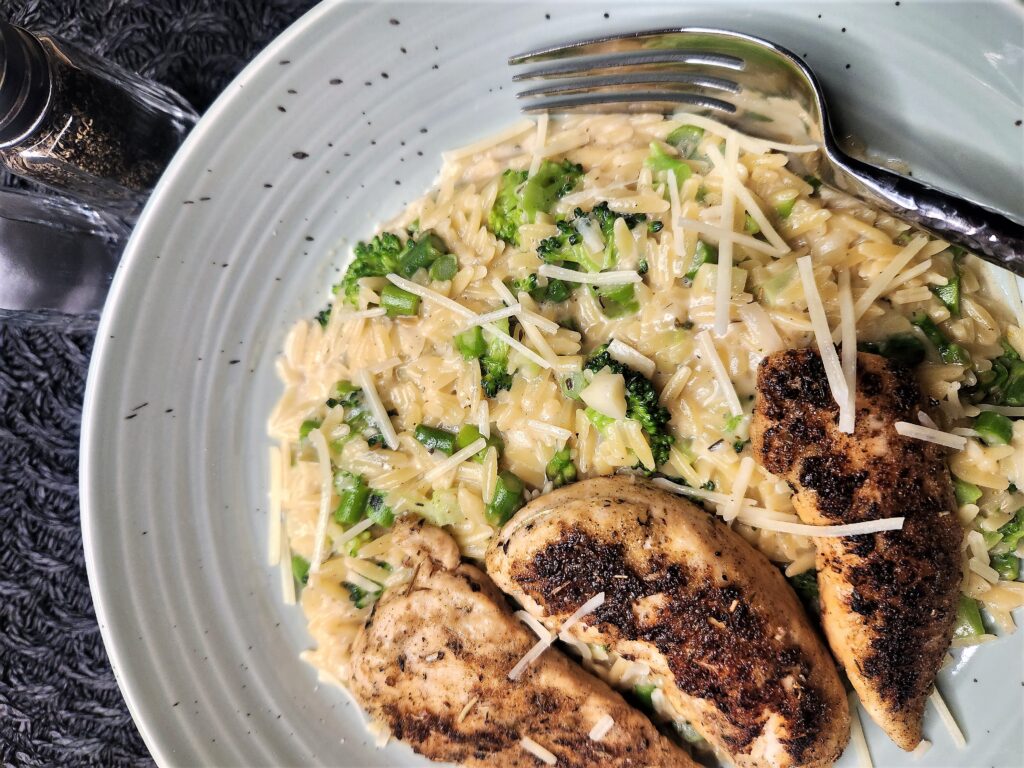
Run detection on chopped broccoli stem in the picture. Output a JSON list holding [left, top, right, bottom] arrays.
[[803, 175, 822, 195], [380, 284, 420, 317], [428, 253, 458, 281], [910, 312, 972, 366], [585, 406, 615, 434], [454, 326, 486, 359], [291, 554, 310, 585], [414, 424, 456, 456], [930, 266, 961, 316], [455, 424, 504, 462], [593, 282, 639, 317], [632, 683, 657, 710], [666, 125, 704, 158], [775, 193, 798, 219], [685, 240, 717, 281], [486, 471, 526, 526], [857, 334, 927, 367], [397, 232, 447, 278], [334, 473, 371, 526], [299, 419, 321, 441], [545, 447, 577, 488], [743, 213, 761, 235], [991, 552, 1020, 581], [560, 371, 586, 401], [366, 491, 394, 528], [954, 479, 983, 506], [997, 508, 1024, 549], [974, 411, 1013, 446], [645, 142, 691, 180], [952, 595, 985, 638]]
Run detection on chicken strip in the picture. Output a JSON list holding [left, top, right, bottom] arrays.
[[751, 348, 963, 751], [348, 518, 692, 768], [486, 476, 849, 768]]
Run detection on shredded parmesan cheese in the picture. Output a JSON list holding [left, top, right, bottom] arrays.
[[910, 740, 932, 759], [279, 519, 295, 605], [667, 168, 684, 274], [341, 307, 387, 322], [308, 429, 334, 574], [494, 278, 560, 334], [894, 421, 967, 450], [737, 302, 784, 355], [724, 456, 756, 523], [508, 636, 553, 681], [537, 264, 642, 285], [457, 696, 479, 724], [463, 303, 521, 329], [714, 134, 738, 337], [696, 330, 743, 416], [705, 141, 789, 256], [848, 694, 874, 768], [675, 217, 780, 256], [442, 118, 534, 161], [575, 216, 605, 254], [528, 419, 573, 442], [528, 113, 549, 177], [797, 256, 848, 413], [423, 437, 488, 483], [558, 592, 606, 642], [354, 369, 399, 450], [977, 403, 1024, 417], [515, 609, 552, 643], [671, 113, 820, 154], [520, 737, 557, 765], [335, 516, 375, 547], [607, 339, 656, 378], [929, 688, 966, 748], [837, 268, 857, 434], [917, 410, 939, 430], [588, 714, 615, 741]]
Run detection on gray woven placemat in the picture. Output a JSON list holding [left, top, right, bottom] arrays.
[[0, 2, 315, 765]]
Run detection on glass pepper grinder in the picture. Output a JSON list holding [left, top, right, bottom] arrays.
[[0, 22, 199, 209]]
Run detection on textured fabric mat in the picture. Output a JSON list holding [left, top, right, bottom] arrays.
[[0, 2, 315, 765]]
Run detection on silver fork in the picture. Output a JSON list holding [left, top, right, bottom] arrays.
[[511, 28, 1024, 275]]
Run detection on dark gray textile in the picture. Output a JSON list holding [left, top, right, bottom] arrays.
[[0, 2, 315, 765]]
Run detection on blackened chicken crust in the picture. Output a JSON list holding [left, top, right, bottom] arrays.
[[751, 349, 962, 751]]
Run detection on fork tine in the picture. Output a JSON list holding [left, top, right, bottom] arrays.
[[509, 27, 726, 65], [517, 72, 740, 100], [512, 50, 743, 81], [518, 91, 737, 115]]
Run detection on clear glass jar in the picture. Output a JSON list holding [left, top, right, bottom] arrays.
[[0, 23, 199, 210]]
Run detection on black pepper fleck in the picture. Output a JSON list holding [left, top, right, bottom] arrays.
[[292, 151, 309, 159]]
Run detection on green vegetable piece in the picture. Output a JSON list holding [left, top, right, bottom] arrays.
[[644, 142, 691, 180], [454, 326, 486, 360], [974, 411, 1013, 446], [455, 424, 503, 461], [380, 284, 421, 317], [336, 232, 405, 306], [775, 194, 798, 219], [545, 447, 577, 488], [414, 424, 456, 456], [366, 491, 394, 528], [479, 318, 513, 397], [522, 159, 585, 221], [315, 306, 331, 327], [585, 406, 614, 434], [952, 595, 985, 639], [803, 175, 822, 195], [788, 570, 820, 613], [595, 282, 639, 317], [543, 278, 572, 303], [428, 253, 458, 282], [346, 529, 372, 557], [633, 683, 657, 710], [967, 338, 1024, 407], [489, 169, 529, 244], [910, 312, 972, 366], [343, 581, 381, 609], [685, 240, 718, 281], [930, 272, 961, 316], [997, 507, 1024, 549], [334, 474, 371, 526], [666, 125, 704, 158], [857, 334, 927, 367], [486, 471, 526, 526], [954, 479, 983, 507], [299, 419, 321, 440], [724, 413, 744, 433], [291, 554, 310, 585], [398, 232, 447, 278], [560, 371, 586, 401], [758, 264, 797, 306], [743, 213, 761, 235], [991, 552, 1020, 581]]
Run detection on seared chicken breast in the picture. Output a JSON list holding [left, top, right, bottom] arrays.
[[751, 349, 962, 751], [348, 518, 692, 768], [485, 476, 850, 768]]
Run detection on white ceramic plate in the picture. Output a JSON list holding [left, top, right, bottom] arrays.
[[81, 2, 1024, 765]]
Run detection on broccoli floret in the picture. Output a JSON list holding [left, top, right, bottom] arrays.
[[506, 273, 574, 304], [488, 160, 583, 245], [585, 344, 673, 469], [545, 447, 577, 488], [343, 581, 381, 609], [537, 216, 604, 272], [788, 571, 819, 613], [966, 338, 1024, 407], [480, 318, 513, 397], [335, 231, 451, 306], [336, 232, 405, 305], [644, 142, 691, 181]]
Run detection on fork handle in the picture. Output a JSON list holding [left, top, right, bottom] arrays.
[[831, 154, 1024, 276]]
